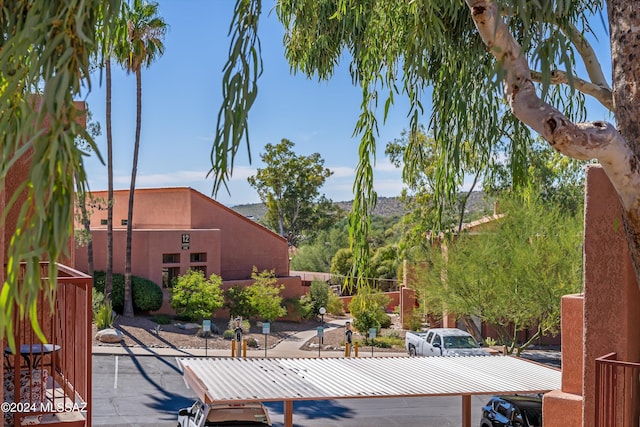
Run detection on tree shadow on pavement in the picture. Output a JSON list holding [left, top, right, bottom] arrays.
[[118, 350, 195, 420], [264, 400, 355, 425]]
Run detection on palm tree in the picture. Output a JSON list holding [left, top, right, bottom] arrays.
[[103, 3, 128, 302], [117, 0, 167, 317]]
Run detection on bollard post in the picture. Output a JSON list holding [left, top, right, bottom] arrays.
[[354, 342, 359, 358], [243, 339, 247, 358], [344, 343, 350, 358], [231, 340, 236, 358]]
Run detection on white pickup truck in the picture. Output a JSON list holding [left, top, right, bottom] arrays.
[[178, 400, 272, 427], [405, 328, 490, 357]]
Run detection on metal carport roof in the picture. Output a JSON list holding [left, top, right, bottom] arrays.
[[179, 356, 560, 427]]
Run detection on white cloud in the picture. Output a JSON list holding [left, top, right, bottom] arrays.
[[373, 158, 400, 173], [329, 166, 357, 178]]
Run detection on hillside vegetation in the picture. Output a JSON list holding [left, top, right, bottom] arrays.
[[231, 192, 492, 221]]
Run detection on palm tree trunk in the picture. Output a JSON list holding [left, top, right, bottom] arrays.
[[105, 56, 114, 301], [123, 68, 142, 317]]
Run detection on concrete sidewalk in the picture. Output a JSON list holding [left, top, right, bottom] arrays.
[[92, 318, 409, 359]]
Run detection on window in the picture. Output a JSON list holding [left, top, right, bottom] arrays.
[[426, 332, 434, 343], [121, 219, 128, 226], [190, 252, 207, 263], [432, 334, 442, 347], [162, 253, 180, 264], [497, 403, 509, 417], [162, 267, 180, 288], [100, 219, 108, 225]]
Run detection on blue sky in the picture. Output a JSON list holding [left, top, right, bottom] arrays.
[[82, 1, 612, 208], [82, 0, 413, 207]]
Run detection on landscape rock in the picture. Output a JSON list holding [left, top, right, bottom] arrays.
[[96, 328, 123, 343]]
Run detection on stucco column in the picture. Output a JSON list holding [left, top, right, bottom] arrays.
[[543, 294, 583, 426], [582, 165, 640, 426]]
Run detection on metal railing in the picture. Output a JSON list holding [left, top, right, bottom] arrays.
[[595, 352, 640, 426], [3, 262, 92, 426]]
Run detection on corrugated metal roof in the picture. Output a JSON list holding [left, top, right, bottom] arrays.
[[179, 356, 560, 403]]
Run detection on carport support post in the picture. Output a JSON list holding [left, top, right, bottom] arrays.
[[284, 400, 293, 427], [461, 394, 471, 427]]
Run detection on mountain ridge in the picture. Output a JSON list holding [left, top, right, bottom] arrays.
[[230, 192, 491, 220]]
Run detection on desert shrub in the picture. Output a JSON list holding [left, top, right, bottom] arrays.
[[95, 299, 115, 330], [246, 268, 287, 322], [348, 289, 391, 334], [379, 314, 392, 329], [223, 329, 235, 340], [308, 280, 329, 314], [245, 337, 259, 348], [93, 271, 163, 313], [284, 297, 313, 320], [224, 285, 253, 319], [371, 335, 403, 348], [326, 292, 345, 316], [384, 330, 402, 340]]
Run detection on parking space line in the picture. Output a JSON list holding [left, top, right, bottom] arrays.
[[114, 355, 119, 389]]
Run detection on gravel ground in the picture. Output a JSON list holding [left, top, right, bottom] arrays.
[[92, 314, 407, 353]]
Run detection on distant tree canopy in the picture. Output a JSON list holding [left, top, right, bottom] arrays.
[[248, 138, 342, 246], [484, 139, 589, 216]]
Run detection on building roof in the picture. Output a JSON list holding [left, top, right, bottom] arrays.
[[179, 356, 560, 403]]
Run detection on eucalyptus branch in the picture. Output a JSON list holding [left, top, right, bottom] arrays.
[[209, 0, 263, 196], [466, 0, 640, 211], [560, 22, 611, 91], [530, 69, 613, 112]]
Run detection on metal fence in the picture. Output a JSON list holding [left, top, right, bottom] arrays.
[[4, 262, 92, 426], [595, 352, 640, 426]]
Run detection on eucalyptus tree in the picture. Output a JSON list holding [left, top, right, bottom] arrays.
[[117, 0, 167, 317], [211, 1, 640, 289]]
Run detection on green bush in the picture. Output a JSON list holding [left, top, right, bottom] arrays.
[[308, 280, 330, 314], [246, 337, 258, 348], [92, 290, 105, 314], [93, 271, 163, 313], [171, 270, 224, 321], [384, 330, 402, 340], [95, 299, 115, 330], [222, 329, 235, 340], [326, 292, 345, 316], [284, 297, 313, 320], [371, 335, 403, 348], [379, 314, 392, 329]]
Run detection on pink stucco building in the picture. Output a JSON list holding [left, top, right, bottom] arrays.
[[74, 187, 304, 312]]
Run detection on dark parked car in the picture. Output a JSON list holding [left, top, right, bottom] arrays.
[[480, 395, 542, 427]]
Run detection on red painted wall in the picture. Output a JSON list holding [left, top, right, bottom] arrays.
[[76, 187, 289, 279], [75, 187, 296, 313]]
